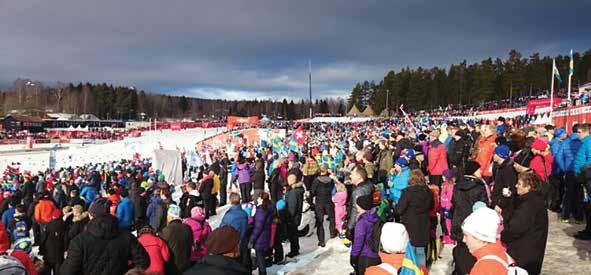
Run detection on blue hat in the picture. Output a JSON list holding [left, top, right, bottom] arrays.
[[555, 128, 566, 138], [494, 144, 510, 160], [395, 157, 408, 168], [472, 201, 487, 212], [167, 204, 181, 218], [276, 199, 286, 210]]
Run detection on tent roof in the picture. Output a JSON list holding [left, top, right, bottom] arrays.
[[347, 105, 361, 115], [361, 106, 375, 117]]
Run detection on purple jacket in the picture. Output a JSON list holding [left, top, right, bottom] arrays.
[[250, 204, 275, 251], [351, 208, 379, 259], [235, 163, 252, 185]]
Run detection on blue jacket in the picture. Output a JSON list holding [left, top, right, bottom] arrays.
[[116, 197, 134, 229], [550, 137, 567, 174], [574, 135, 591, 176], [220, 204, 248, 240], [146, 195, 164, 230], [1, 208, 15, 227], [80, 185, 98, 206], [389, 167, 410, 203], [565, 134, 582, 172]]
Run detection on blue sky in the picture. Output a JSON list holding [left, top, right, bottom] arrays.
[[0, 0, 589, 100]]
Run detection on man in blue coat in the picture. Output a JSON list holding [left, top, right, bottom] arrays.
[[561, 126, 583, 224], [116, 189, 134, 230], [549, 128, 567, 213], [573, 124, 591, 239], [220, 192, 250, 272]]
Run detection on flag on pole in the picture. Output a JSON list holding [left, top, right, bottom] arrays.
[[293, 125, 307, 144], [553, 60, 562, 83], [569, 49, 574, 76]]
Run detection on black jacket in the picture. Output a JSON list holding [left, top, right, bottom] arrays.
[[130, 188, 147, 222], [251, 168, 266, 190], [67, 214, 89, 246], [448, 134, 472, 169], [286, 182, 305, 226], [492, 160, 517, 209], [161, 219, 194, 274], [347, 180, 375, 230], [450, 176, 488, 241], [501, 191, 548, 275], [199, 177, 214, 199], [311, 175, 335, 205], [179, 191, 202, 219], [183, 255, 249, 275], [394, 184, 434, 247], [60, 215, 150, 275], [40, 218, 68, 264]]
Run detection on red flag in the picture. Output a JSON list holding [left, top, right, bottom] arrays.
[[294, 125, 307, 144]]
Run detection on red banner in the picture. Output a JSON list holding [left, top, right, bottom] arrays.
[[226, 116, 259, 129], [526, 98, 563, 115], [171, 122, 182, 131]]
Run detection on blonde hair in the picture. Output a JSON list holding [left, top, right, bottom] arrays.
[[335, 183, 346, 193]]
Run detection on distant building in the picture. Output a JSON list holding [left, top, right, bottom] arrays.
[[0, 115, 44, 133]]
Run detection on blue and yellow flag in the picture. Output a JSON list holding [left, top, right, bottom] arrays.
[[553, 59, 562, 83], [399, 244, 425, 275]]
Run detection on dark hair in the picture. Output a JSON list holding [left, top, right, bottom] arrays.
[[287, 168, 302, 182], [138, 225, 155, 236], [229, 192, 241, 205], [409, 169, 426, 185], [259, 192, 271, 211], [352, 165, 368, 180], [120, 188, 129, 198], [187, 181, 196, 190], [518, 171, 541, 191]]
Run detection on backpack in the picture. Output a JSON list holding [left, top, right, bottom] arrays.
[[0, 251, 26, 275], [477, 253, 529, 275], [368, 219, 386, 253]]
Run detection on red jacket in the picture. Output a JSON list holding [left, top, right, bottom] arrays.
[[428, 141, 448, 176], [475, 134, 497, 177], [529, 154, 553, 182], [138, 232, 170, 275], [470, 242, 510, 275], [34, 199, 58, 224]]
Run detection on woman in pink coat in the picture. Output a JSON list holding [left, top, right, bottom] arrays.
[[332, 183, 348, 237], [183, 206, 212, 262], [137, 226, 170, 275]]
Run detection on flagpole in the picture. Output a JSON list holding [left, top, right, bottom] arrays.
[[568, 50, 573, 105], [308, 60, 312, 119], [550, 58, 555, 120]]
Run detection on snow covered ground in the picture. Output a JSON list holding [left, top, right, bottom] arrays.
[[0, 127, 225, 173]]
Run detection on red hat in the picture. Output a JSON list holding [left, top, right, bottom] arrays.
[[531, 139, 548, 151], [51, 209, 63, 220]]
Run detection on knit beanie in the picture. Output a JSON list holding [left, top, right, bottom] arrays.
[[380, 222, 409, 253], [356, 195, 373, 211], [531, 138, 548, 151], [89, 198, 112, 217], [464, 161, 481, 176], [461, 207, 500, 243], [494, 144, 510, 160], [395, 157, 408, 168]]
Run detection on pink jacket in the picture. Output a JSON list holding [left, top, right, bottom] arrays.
[[440, 182, 454, 210], [183, 216, 212, 262], [332, 191, 348, 232], [138, 233, 170, 275]]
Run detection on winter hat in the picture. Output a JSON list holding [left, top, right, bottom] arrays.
[[531, 138, 548, 151], [276, 199, 286, 210], [442, 169, 454, 181], [89, 198, 112, 217], [356, 195, 373, 211], [472, 201, 487, 212], [464, 161, 481, 176], [395, 157, 408, 168], [13, 238, 32, 254], [206, 225, 241, 255], [380, 222, 410, 253], [190, 206, 205, 219], [555, 127, 566, 139], [168, 204, 181, 218], [461, 207, 500, 243], [494, 144, 510, 160]]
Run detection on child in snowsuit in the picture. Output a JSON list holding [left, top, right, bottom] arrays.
[[332, 183, 348, 238], [440, 169, 455, 245]]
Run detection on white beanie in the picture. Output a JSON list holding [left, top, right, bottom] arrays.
[[461, 207, 500, 243], [380, 222, 409, 253]]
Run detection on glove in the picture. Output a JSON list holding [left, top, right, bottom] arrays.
[[350, 256, 358, 268]]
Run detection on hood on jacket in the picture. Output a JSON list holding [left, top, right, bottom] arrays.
[[289, 182, 304, 189], [87, 215, 120, 240], [456, 176, 484, 192]]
